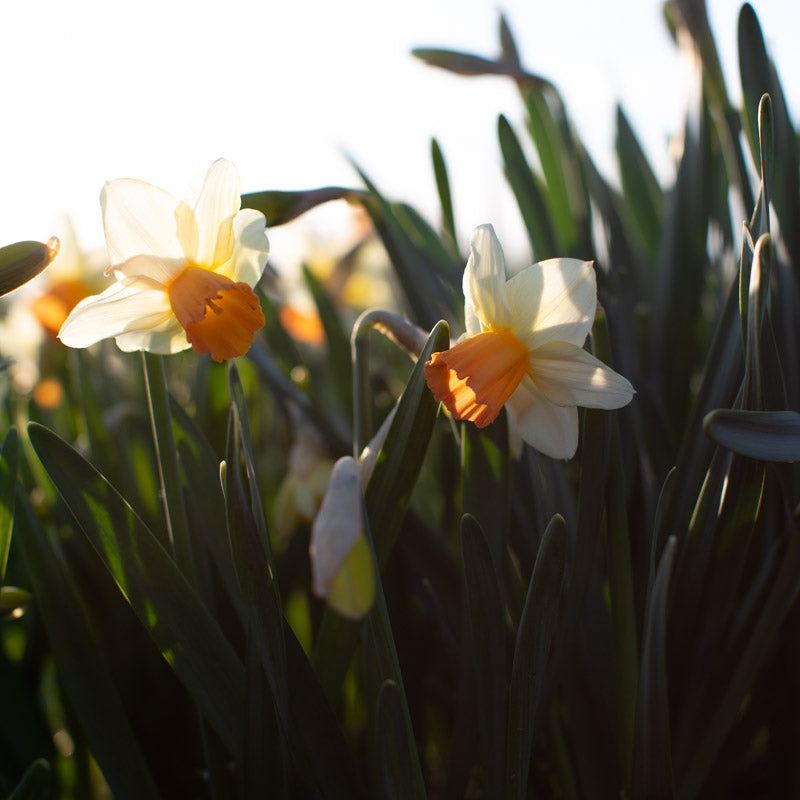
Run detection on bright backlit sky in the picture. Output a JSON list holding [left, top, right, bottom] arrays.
[[0, 0, 797, 266]]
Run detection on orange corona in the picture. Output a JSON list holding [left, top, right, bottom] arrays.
[[425, 328, 528, 427], [167, 265, 264, 362]]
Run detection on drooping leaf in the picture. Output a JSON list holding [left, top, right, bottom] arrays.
[[703, 409, 800, 462], [241, 187, 364, 227]]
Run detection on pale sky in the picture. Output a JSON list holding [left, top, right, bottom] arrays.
[[0, 0, 796, 266]]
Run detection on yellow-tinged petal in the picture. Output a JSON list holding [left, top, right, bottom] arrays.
[[425, 328, 528, 427], [507, 257, 597, 350], [326, 535, 375, 620], [463, 224, 511, 332], [191, 159, 240, 267]]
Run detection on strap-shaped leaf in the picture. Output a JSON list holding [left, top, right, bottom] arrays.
[[7, 758, 51, 800], [27, 422, 246, 756], [506, 514, 566, 800], [14, 493, 161, 799], [704, 409, 800, 462], [462, 513, 507, 797], [0, 427, 19, 585], [632, 537, 677, 798], [241, 187, 363, 226]]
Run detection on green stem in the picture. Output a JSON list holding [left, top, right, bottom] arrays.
[[350, 308, 429, 456], [142, 352, 196, 584]]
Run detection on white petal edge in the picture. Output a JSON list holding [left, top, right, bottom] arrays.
[[58, 280, 172, 348], [463, 224, 511, 331], [508, 258, 596, 350], [112, 254, 187, 286], [102, 179, 184, 265], [192, 159, 241, 268], [528, 341, 635, 409], [506, 376, 580, 459], [216, 209, 270, 286], [309, 456, 364, 598]]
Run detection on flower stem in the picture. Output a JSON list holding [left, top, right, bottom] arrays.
[[142, 352, 196, 584]]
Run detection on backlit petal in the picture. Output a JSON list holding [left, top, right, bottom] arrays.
[[463, 224, 511, 331], [102, 179, 183, 265], [115, 320, 189, 355], [58, 280, 172, 348], [192, 159, 241, 268], [506, 376, 579, 459], [528, 341, 635, 409], [508, 258, 596, 350], [215, 209, 270, 286], [112, 254, 187, 286]]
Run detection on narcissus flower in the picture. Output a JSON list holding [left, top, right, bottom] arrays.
[[425, 224, 634, 459], [59, 159, 269, 362]]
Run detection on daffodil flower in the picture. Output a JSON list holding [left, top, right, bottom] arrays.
[[425, 224, 634, 459], [59, 159, 269, 362]]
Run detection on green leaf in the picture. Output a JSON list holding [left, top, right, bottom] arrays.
[[27, 422, 246, 756], [241, 187, 363, 226], [521, 86, 585, 251], [374, 681, 419, 800], [6, 758, 51, 800], [14, 493, 161, 800], [0, 240, 56, 297], [0, 427, 19, 585], [506, 514, 567, 800], [738, 3, 800, 269], [462, 414, 509, 568], [302, 263, 353, 414], [431, 137, 458, 255], [225, 366, 288, 727], [615, 105, 664, 261], [462, 513, 507, 797], [703, 409, 800, 461], [354, 167, 461, 328], [632, 537, 676, 798], [497, 114, 557, 260]]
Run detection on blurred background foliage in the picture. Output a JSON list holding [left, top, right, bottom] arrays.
[[2, 1, 800, 797]]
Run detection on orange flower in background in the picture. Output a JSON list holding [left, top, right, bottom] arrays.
[[59, 159, 269, 362], [425, 224, 634, 459]]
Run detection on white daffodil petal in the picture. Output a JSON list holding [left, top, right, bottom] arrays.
[[216, 209, 270, 285], [102, 179, 183, 265], [112, 254, 187, 286], [115, 319, 189, 355], [508, 258, 596, 350], [463, 224, 511, 330], [58, 281, 171, 348], [529, 341, 636, 409], [506, 376, 580, 459], [310, 456, 365, 598], [192, 159, 241, 268]]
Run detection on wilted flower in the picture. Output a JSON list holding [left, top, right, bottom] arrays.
[[425, 224, 634, 459], [59, 159, 269, 362]]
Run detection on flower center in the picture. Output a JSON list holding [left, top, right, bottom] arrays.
[[167, 265, 265, 362], [424, 328, 528, 427]]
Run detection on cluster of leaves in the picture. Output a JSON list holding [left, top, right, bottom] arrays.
[[1, 1, 800, 798]]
